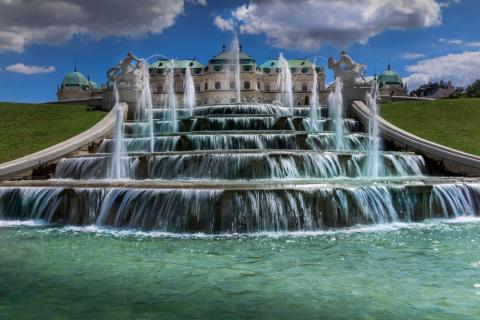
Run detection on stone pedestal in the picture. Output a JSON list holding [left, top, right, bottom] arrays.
[[102, 87, 140, 112], [342, 85, 372, 116]]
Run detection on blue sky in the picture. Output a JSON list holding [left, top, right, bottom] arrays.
[[0, 0, 479, 103]]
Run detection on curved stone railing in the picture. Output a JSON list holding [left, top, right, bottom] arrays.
[[379, 95, 435, 102], [0, 103, 127, 180], [352, 100, 480, 176]]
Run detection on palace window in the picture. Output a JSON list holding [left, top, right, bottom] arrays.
[[205, 82, 208, 90], [243, 65, 252, 72], [215, 82, 221, 90], [265, 83, 271, 91], [157, 85, 163, 94], [195, 83, 200, 92], [230, 81, 236, 89], [244, 81, 251, 90], [302, 83, 308, 92], [257, 82, 260, 90]]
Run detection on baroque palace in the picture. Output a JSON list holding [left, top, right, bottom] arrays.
[[148, 45, 327, 106]]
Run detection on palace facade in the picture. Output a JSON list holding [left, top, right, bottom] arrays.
[[148, 46, 327, 106]]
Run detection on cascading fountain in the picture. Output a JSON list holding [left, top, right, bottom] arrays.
[[107, 83, 130, 180], [184, 65, 196, 116], [277, 53, 293, 114], [1, 51, 480, 233], [328, 77, 345, 150], [232, 35, 241, 103], [309, 62, 320, 133], [166, 59, 178, 132], [365, 83, 382, 178]]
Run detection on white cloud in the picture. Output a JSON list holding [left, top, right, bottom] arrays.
[[213, 15, 235, 32], [439, 0, 460, 8], [438, 38, 463, 45], [403, 50, 480, 90], [186, 0, 207, 5], [0, 0, 184, 53], [227, 0, 442, 51], [400, 52, 427, 59], [467, 42, 480, 48], [6, 63, 56, 74]]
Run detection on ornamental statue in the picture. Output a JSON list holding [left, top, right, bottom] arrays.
[[328, 51, 367, 85], [107, 52, 144, 90]]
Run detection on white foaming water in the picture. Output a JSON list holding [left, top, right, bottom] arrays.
[[328, 77, 345, 150], [184, 65, 196, 116], [277, 53, 293, 114], [365, 84, 382, 178], [28, 216, 480, 239], [309, 62, 321, 133], [0, 219, 46, 227], [108, 84, 131, 180], [139, 61, 155, 152], [166, 60, 178, 132], [232, 34, 241, 103]]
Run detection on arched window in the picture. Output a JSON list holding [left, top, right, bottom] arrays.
[[215, 82, 221, 90], [204, 82, 208, 90], [257, 82, 260, 90], [244, 81, 250, 90]]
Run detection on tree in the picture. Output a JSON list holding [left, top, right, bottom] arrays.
[[466, 79, 480, 98]]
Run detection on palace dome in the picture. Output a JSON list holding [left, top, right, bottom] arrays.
[[378, 65, 402, 85], [62, 71, 89, 88], [209, 45, 256, 65], [89, 80, 99, 90]]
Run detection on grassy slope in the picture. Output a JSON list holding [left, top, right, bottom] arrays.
[[0, 102, 106, 164], [381, 98, 480, 156]]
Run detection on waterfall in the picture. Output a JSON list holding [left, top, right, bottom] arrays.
[[107, 84, 130, 180], [328, 77, 345, 150], [309, 62, 321, 133], [277, 53, 293, 114], [365, 84, 382, 178], [232, 35, 241, 103], [139, 61, 155, 152], [167, 60, 178, 132], [184, 66, 196, 116]]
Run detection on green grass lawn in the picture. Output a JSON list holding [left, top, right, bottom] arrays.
[[381, 98, 480, 156], [0, 102, 107, 164]]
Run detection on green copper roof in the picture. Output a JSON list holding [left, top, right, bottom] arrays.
[[260, 59, 314, 69], [62, 71, 89, 87], [149, 59, 204, 69], [209, 49, 256, 65], [378, 66, 402, 84]]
